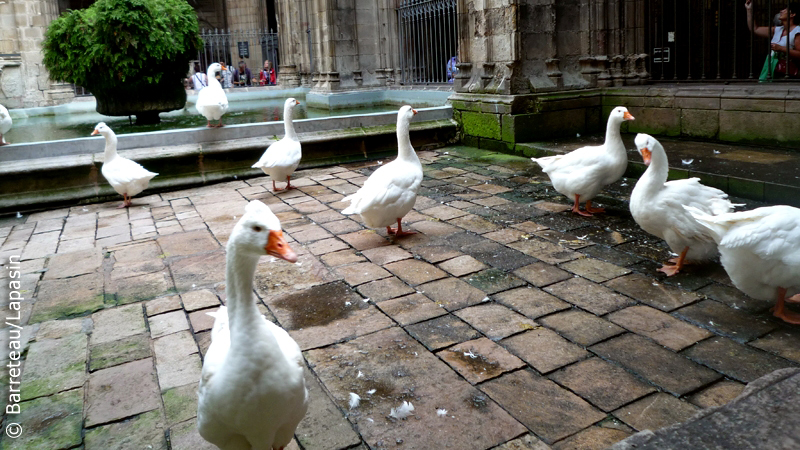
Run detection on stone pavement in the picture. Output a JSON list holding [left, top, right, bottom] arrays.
[[0, 145, 798, 450]]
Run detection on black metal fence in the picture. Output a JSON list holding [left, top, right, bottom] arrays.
[[197, 28, 279, 82], [647, 0, 799, 81], [397, 0, 459, 84]]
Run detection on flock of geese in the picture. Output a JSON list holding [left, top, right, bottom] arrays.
[[2, 64, 798, 448]]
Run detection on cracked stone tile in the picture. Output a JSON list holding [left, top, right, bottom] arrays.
[[590, 334, 720, 396], [146, 295, 182, 316], [360, 245, 413, 265], [502, 328, 589, 373], [89, 333, 151, 371], [305, 327, 527, 449], [153, 331, 202, 391], [545, 278, 635, 315], [0, 388, 83, 450], [91, 304, 147, 345], [607, 305, 712, 351], [559, 257, 631, 283], [375, 292, 447, 326], [688, 380, 746, 409], [682, 336, 796, 383], [406, 315, 482, 351], [749, 328, 800, 364], [85, 409, 167, 450], [20, 333, 87, 401], [438, 255, 488, 277], [538, 310, 625, 346], [43, 247, 104, 280], [548, 357, 656, 412], [85, 358, 162, 427], [456, 303, 538, 340], [180, 289, 220, 312], [334, 262, 392, 286], [604, 273, 702, 312], [437, 337, 526, 384], [480, 369, 606, 444], [149, 310, 190, 338], [673, 299, 776, 343], [464, 268, 526, 295], [384, 259, 448, 286], [614, 393, 699, 432], [417, 277, 488, 311], [493, 287, 571, 319], [356, 277, 415, 302], [320, 249, 366, 267]]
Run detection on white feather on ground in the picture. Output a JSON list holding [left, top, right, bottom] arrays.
[[389, 401, 415, 420], [348, 393, 361, 410]]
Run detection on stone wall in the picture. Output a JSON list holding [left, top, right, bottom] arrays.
[[0, 0, 74, 108], [275, 0, 399, 91]]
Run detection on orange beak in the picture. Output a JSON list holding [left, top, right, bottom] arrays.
[[91, 129, 99, 136], [623, 111, 635, 121], [294, 100, 300, 105], [220, 63, 227, 71], [412, 109, 418, 115], [641, 147, 652, 165], [266, 230, 297, 263]]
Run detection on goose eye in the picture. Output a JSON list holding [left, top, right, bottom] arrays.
[[252, 226, 263, 232]]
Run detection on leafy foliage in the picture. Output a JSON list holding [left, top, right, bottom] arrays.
[[43, 0, 201, 93]]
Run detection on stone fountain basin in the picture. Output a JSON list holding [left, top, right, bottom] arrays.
[[0, 107, 456, 213]]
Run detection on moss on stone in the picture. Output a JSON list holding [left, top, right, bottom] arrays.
[[162, 383, 198, 426], [89, 334, 151, 371], [461, 111, 502, 140], [1, 389, 83, 450]]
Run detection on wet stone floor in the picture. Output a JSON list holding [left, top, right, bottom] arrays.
[[0, 145, 798, 450]]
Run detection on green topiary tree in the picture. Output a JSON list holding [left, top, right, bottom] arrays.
[[43, 0, 202, 124]]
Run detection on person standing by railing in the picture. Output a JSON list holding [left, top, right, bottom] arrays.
[[233, 61, 253, 87], [260, 60, 277, 86], [745, 1, 800, 79], [192, 63, 208, 90]]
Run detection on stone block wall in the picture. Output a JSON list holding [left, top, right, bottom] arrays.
[[606, 86, 800, 148], [0, 0, 75, 109]]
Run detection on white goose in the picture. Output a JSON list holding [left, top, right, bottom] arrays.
[[532, 106, 635, 216], [686, 205, 800, 325], [92, 122, 158, 208], [0, 104, 11, 146], [252, 98, 302, 191], [341, 105, 421, 236], [196, 63, 229, 128], [198, 200, 308, 449], [630, 134, 739, 276]]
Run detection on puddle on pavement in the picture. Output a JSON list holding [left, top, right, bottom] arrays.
[[273, 281, 362, 329]]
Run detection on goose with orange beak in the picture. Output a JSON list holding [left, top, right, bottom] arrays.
[[196, 62, 229, 128], [198, 200, 307, 449], [532, 106, 635, 216], [630, 133, 739, 276], [342, 105, 422, 237]]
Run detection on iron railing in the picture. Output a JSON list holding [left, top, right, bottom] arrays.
[[646, 0, 799, 81], [397, 0, 459, 85], [197, 28, 279, 85]]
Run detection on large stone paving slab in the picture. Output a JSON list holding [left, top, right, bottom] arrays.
[[85, 358, 161, 427], [84, 409, 167, 450], [591, 334, 721, 396], [681, 336, 797, 383], [0, 388, 83, 450], [30, 272, 106, 323], [305, 327, 527, 450], [481, 369, 606, 444], [268, 282, 394, 350], [20, 333, 87, 401]]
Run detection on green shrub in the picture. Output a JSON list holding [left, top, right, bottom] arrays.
[[43, 0, 201, 96]]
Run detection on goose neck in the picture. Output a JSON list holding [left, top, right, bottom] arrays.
[[283, 105, 298, 140], [103, 132, 118, 162], [639, 143, 670, 193], [206, 69, 222, 89], [604, 116, 624, 146], [224, 245, 264, 342], [396, 118, 415, 161]]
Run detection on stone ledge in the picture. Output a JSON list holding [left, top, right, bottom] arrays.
[[0, 119, 457, 213], [610, 368, 800, 450]]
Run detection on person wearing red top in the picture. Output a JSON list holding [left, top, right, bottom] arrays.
[[260, 60, 277, 86]]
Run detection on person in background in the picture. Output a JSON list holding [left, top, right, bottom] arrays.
[[745, 0, 800, 79], [446, 56, 458, 83], [192, 63, 208, 90], [233, 61, 252, 87], [260, 60, 277, 86]]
